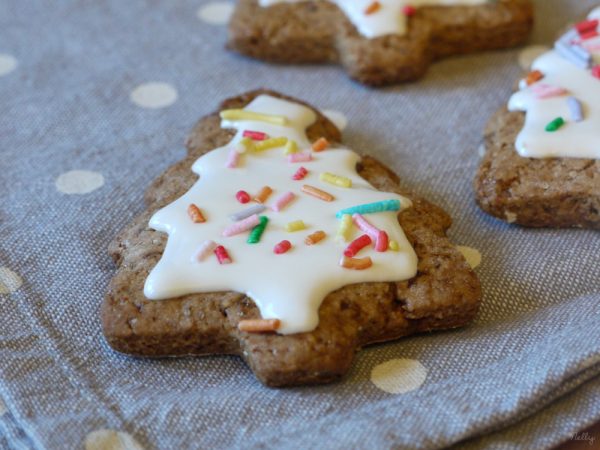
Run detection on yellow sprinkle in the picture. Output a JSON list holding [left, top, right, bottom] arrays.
[[388, 240, 399, 251], [284, 139, 298, 155], [336, 214, 353, 242], [254, 137, 288, 152], [220, 109, 288, 125], [236, 137, 253, 153], [285, 220, 306, 232], [320, 172, 352, 188]]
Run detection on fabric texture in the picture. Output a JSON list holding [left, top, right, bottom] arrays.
[[0, 0, 598, 448]]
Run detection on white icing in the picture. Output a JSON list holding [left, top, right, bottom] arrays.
[[144, 95, 417, 335], [258, 0, 486, 38], [508, 10, 600, 160]]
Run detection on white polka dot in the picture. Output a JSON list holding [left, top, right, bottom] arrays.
[[0, 267, 23, 295], [0, 54, 17, 76], [197, 2, 234, 25], [55, 170, 105, 194], [456, 246, 482, 270], [130, 82, 178, 109], [85, 430, 145, 450], [371, 359, 427, 394], [0, 399, 6, 416], [518, 45, 549, 70], [478, 143, 486, 158], [322, 109, 348, 131]]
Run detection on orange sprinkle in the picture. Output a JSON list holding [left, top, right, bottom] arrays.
[[364, 1, 381, 15], [340, 255, 373, 270], [301, 184, 335, 202], [305, 230, 326, 245], [254, 186, 273, 204], [311, 137, 330, 152], [187, 204, 206, 223], [238, 318, 281, 333], [525, 69, 544, 86]]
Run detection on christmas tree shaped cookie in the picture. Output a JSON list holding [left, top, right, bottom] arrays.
[[103, 91, 481, 386], [227, 0, 533, 86], [475, 7, 600, 228]]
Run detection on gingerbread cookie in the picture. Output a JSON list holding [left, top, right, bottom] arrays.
[[102, 90, 481, 387], [227, 0, 533, 86], [475, 7, 600, 229]]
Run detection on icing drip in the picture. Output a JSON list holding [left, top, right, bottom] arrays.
[[508, 8, 600, 160], [258, 0, 486, 38], [144, 95, 418, 335]]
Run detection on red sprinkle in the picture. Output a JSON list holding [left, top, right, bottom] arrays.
[[375, 230, 389, 252], [243, 130, 268, 141], [575, 19, 599, 35], [274, 240, 292, 254], [292, 166, 308, 180], [402, 5, 416, 16], [236, 190, 251, 204], [592, 66, 600, 80], [214, 245, 232, 264], [344, 234, 372, 258]]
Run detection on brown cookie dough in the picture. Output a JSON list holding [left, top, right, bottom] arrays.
[[227, 0, 533, 86], [474, 108, 600, 229], [102, 90, 481, 387]]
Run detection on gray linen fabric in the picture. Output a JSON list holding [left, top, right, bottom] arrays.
[[1, 0, 599, 448]]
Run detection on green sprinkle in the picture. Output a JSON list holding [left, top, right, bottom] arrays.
[[545, 117, 565, 132], [247, 216, 269, 244], [336, 199, 401, 219]]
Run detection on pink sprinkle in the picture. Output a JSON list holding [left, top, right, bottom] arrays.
[[243, 130, 268, 141], [226, 148, 240, 168], [292, 166, 308, 180], [375, 230, 389, 253], [531, 83, 568, 99], [287, 151, 312, 163], [222, 214, 260, 237], [352, 214, 380, 242], [271, 191, 296, 212], [193, 240, 217, 262]]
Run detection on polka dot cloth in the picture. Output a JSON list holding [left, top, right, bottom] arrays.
[[0, 54, 17, 76], [85, 430, 144, 450], [55, 170, 105, 195], [0, 267, 23, 295], [197, 2, 234, 25], [130, 82, 178, 109], [371, 359, 428, 394]]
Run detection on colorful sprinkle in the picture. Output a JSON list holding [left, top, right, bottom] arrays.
[[364, 1, 381, 15], [226, 148, 240, 168], [555, 35, 592, 69], [285, 220, 306, 232], [525, 69, 544, 86], [335, 199, 400, 218], [375, 230, 389, 252], [247, 216, 269, 244], [311, 137, 329, 152], [592, 66, 600, 80], [274, 240, 292, 254], [271, 191, 296, 212], [254, 137, 288, 152], [214, 245, 232, 265], [545, 117, 565, 132], [344, 234, 372, 257], [388, 240, 399, 251], [336, 213, 353, 242], [320, 172, 352, 188], [193, 240, 217, 262], [352, 213, 380, 242], [220, 109, 287, 125], [567, 97, 584, 122], [402, 5, 416, 16], [288, 151, 312, 163], [305, 230, 326, 245], [222, 214, 260, 237], [340, 255, 373, 270], [292, 166, 308, 180], [236, 190, 251, 204], [187, 204, 206, 223], [531, 83, 568, 99], [575, 19, 598, 35], [229, 204, 265, 221], [242, 130, 268, 141], [301, 184, 334, 202], [238, 318, 280, 333], [284, 140, 298, 155], [254, 186, 273, 204]]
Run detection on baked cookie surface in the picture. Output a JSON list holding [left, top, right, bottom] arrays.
[[475, 8, 600, 229], [102, 90, 481, 387], [227, 0, 533, 86]]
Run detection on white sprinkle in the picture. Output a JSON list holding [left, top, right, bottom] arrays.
[[371, 359, 427, 394], [197, 2, 234, 25], [130, 82, 178, 109], [55, 170, 104, 194], [0, 54, 17, 76]]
